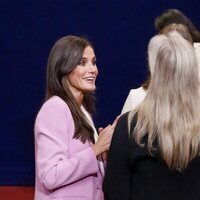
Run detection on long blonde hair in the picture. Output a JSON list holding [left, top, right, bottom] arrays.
[[129, 31, 200, 171]]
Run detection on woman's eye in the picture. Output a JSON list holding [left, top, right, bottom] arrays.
[[80, 61, 86, 66], [93, 60, 96, 65]]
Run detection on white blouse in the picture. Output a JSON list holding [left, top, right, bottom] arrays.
[[81, 105, 105, 176]]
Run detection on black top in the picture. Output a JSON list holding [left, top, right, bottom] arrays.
[[103, 112, 200, 200]]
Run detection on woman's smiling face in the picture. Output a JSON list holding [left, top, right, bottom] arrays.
[[67, 46, 98, 97]]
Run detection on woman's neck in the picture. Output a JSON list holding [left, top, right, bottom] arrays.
[[73, 92, 84, 106]]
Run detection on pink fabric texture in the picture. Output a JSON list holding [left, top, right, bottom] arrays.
[[34, 96, 104, 200]]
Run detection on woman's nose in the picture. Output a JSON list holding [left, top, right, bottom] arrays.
[[88, 63, 97, 73]]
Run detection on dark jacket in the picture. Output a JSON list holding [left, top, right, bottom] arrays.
[[103, 112, 200, 200]]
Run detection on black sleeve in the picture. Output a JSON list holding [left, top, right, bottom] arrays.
[[103, 113, 132, 200]]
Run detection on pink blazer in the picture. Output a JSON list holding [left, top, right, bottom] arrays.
[[34, 96, 104, 200]]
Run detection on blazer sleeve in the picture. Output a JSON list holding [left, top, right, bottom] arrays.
[[103, 113, 132, 200], [35, 97, 99, 190], [121, 88, 146, 115], [121, 89, 135, 114]]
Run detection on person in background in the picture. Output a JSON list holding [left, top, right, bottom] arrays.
[[155, 9, 200, 74], [103, 31, 200, 200], [121, 9, 200, 114], [34, 35, 118, 200], [160, 23, 192, 43]]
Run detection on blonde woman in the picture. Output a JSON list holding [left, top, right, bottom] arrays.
[[103, 31, 200, 200]]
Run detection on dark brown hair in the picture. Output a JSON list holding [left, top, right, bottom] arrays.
[[155, 9, 200, 42], [141, 75, 150, 90], [160, 23, 193, 43], [46, 35, 95, 143], [143, 12, 197, 90]]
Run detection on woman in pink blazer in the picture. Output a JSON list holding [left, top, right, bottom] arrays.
[[34, 35, 117, 200]]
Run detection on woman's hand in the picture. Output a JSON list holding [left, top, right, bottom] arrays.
[[92, 116, 120, 156]]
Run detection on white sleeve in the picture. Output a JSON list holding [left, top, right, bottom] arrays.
[[121, 90, 136, 114], [121, 88, 146, 114]]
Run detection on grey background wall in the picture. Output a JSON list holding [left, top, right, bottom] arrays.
[[1, 0, 200, 185]]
